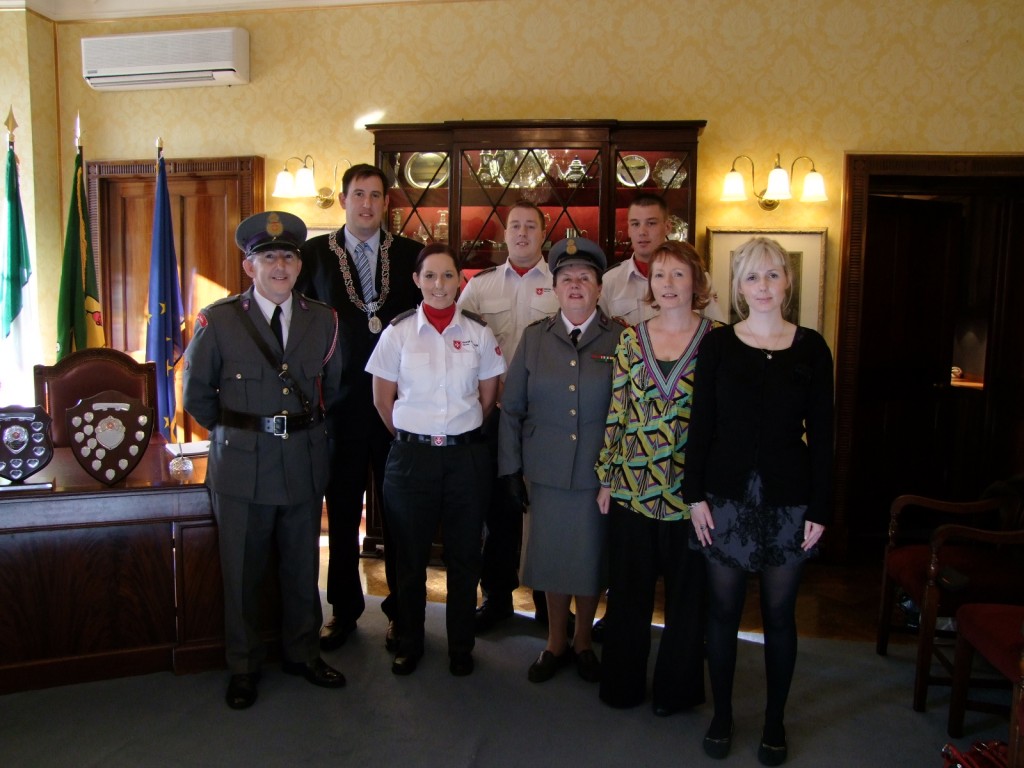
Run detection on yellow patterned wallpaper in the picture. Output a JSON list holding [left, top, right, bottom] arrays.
[[4, 0, 1024, 359]]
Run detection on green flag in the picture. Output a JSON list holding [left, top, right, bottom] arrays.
[[56, 148, 104, 359], [1, 144, 30, 339]]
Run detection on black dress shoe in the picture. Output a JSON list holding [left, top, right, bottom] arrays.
[[449, 652, 474, 677], [574, 648, 601, 683], [758, 726, 788, 766], [385, 620, 398, 652], [527, 648, 572, 683], [319, 617, 357, 651], [474, 600, 514, 634], [391, 652, 421, 676], [225, 673, 259, 710], [281, 657, 346, 688], [702, 719, 734, 760]]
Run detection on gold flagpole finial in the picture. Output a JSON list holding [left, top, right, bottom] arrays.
[[5, 106, 17, 142], [75, 111, 81, 149], [156, 136, 164, 159]]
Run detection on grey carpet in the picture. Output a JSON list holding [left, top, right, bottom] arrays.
[[0, 596, 1009, 767]]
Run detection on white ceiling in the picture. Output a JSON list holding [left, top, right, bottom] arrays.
[[1, 0, 430, 22]]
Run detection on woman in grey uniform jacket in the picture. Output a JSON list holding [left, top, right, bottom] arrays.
[[498, 237, 620, 685]]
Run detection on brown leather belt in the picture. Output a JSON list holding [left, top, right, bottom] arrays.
[[220, 407, 320, 438], [394, 428, 484, 447]]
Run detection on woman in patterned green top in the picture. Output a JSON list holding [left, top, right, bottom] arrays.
[[595, 240, 719, 713]]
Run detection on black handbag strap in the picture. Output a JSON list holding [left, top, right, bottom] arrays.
[[234, 300, 314, 416]]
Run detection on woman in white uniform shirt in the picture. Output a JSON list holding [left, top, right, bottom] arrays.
[[366, 243, 506, 677]]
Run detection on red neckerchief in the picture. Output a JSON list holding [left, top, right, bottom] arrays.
[[510, 264, 531, 276], [634, 257, 650, 278], [422, 302, 457, 334]]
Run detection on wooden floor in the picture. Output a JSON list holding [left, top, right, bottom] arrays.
[[349, 545, 894, 644]]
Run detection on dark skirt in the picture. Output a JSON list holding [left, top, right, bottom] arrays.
[[696, 472, 817, 572]]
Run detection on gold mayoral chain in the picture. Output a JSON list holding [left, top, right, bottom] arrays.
[[329, 230, 393, 334]]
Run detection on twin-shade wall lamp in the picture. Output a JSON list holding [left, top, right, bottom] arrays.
[[721, 153, 827, 211], [272, 155, 348, 208]]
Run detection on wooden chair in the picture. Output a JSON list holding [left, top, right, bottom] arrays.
[[34, 348, 158, 447], [876, 485, 1024, 712], [948, 603, 1024, 768]]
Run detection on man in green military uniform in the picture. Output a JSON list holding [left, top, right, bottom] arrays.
[[184, 211, 345, 709]]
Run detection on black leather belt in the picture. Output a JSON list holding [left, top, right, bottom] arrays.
[[220, 408, 320, 438], [394, 428, 484, 447]]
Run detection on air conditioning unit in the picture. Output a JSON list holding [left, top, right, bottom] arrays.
[[82, 27, 249, 91]]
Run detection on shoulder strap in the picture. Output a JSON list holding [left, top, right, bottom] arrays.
[[233, 301, 315, 416]]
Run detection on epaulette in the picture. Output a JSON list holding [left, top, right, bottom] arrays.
[[526, 316, 549, 328], [603, 260, 627, 273], [297, 293, 332, 311], [460, 310, 487, 326], [469, 265, 498, 278], [208, 294, 241, 308], [390, 308, 417, 326]]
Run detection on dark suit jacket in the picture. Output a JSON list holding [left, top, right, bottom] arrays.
[[297, 226, 421, 435], [183, 287, 342, 506]]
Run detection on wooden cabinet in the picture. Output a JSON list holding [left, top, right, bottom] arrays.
[[368, 120, 705, 270]]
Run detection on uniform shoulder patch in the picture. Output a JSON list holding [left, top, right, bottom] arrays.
[[460, 310, 486, 326], [390, 308, 417, 326], [603, 260, 626, 273], [298, 293, 332, 312], [208, 294, 241, 308], [470, 265, 497, 278]]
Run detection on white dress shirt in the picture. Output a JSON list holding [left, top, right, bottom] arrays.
[[251, 290, 292, 348], [457, 259, 560, 364], [365, 305, 507, 435]]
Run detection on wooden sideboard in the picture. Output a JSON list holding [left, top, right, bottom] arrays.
[[0, 445, 277, 693]]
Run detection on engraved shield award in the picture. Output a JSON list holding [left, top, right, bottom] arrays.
[[66, 390, 154, 485], [0, 406, 54, 483]]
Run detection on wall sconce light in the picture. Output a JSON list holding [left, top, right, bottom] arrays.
[[273, 155, 318, 199], [721, 153, 827, 211]]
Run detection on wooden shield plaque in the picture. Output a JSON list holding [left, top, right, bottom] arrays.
[[0, 406, 53, 483], [66, 390, 154, 486]]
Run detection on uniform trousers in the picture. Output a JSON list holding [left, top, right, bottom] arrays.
[[211, 493, 323, 674], [478, 408, 524, 604], [324, 412, 397, 624], [383, 438, 490, 658], [600, 502, 707, 710]]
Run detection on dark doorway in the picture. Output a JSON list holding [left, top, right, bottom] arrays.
[[834, 155, 1024, 560]]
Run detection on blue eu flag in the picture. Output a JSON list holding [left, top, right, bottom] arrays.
[[145, 155, 184, 441]]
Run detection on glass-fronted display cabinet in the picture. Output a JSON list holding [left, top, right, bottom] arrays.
[[368, 120, 706, 272]]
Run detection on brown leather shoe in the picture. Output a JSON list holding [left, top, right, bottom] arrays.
[[281, 657, 346, 688], [385, 620, 398, 652], [527, 648, 572, 683], [574, 648, 601, 683]]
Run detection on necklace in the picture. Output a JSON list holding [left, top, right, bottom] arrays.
[[329, 229, 393, 333], [744, 322, 782, 360]]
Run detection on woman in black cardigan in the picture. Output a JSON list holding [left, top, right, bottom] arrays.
[[684, 237, 834, 766]]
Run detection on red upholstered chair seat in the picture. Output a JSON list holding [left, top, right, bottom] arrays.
[[948, 603, 1024, 767], [957, 605, 1024, 682]]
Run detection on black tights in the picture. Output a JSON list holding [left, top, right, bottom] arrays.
[[705, 559, 804, 740]]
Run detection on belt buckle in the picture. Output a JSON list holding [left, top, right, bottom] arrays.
[[272, 414, 288, 438], [430, 434, 446, 447]]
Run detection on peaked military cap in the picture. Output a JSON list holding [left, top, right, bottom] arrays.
[[236, 210, 307, 256], [547, 236, 607, 275]]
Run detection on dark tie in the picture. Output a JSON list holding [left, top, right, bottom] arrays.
[[354, 241, 377, 302], [270, 305, 284, 349], [570, 327, 581, 347]]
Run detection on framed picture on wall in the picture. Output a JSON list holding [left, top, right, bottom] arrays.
[[705, 227, 827, 331]]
